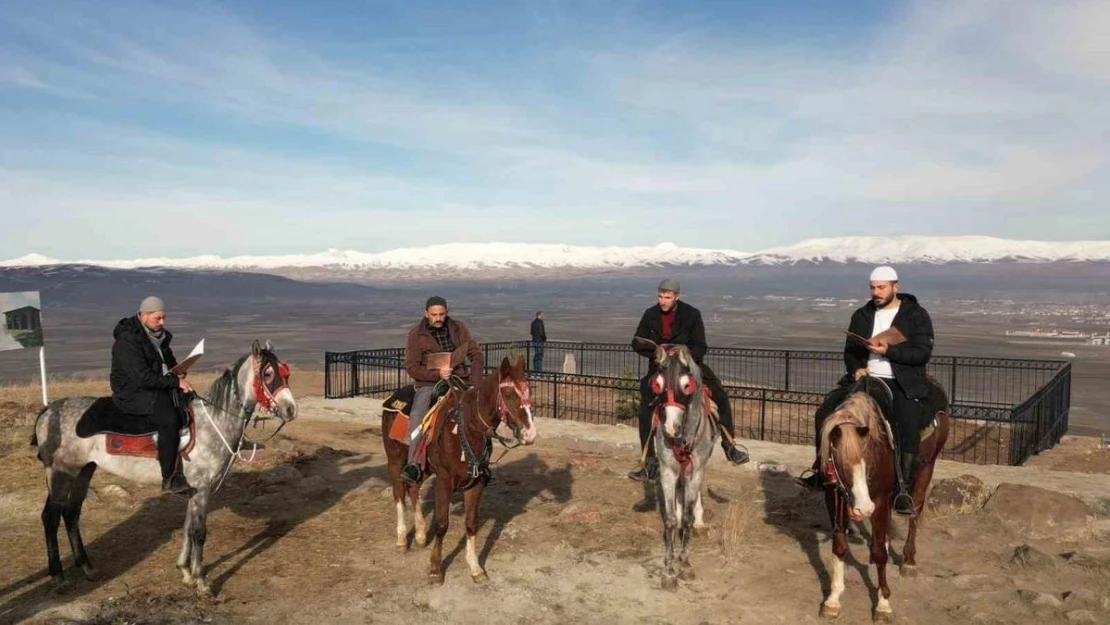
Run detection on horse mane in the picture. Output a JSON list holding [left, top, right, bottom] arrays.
[[204, 355, 249, 410], [819, 392, 886, 471]]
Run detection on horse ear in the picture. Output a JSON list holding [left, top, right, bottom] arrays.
[[499, 357, 513, 377], [264, 339, 274, 352], [251, 339, 261, 357], [514, 355, 525, 374], [653, 345, 666, 365]]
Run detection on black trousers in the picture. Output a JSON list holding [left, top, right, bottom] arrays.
[[639, 369, 734, 458], [813, 377, 925, 456], [150, 391, 184, 479]]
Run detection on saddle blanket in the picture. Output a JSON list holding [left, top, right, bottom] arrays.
[[75, 397, 194, 459]]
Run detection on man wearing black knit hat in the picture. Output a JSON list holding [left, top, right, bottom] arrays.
[[400, 295, 484, 483]]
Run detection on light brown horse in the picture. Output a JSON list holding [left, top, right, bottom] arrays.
[[817, 376, 949, 621], [381, 356, 536, 583]]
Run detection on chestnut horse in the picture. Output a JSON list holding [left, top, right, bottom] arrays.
[[817, 376, 949, 621], [381, 356, 536, 583]]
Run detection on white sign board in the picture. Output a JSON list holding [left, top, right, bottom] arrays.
[[0, 291, 44, 352]]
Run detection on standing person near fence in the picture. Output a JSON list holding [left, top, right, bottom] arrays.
[[795, 266, 935, 516], [530, 311, 546, 372], [628, 279, 750, 483]]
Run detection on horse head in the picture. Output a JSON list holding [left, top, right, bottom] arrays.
[[819, 391, 883, 521], [649, 344, 708, 447], [245, 339, 298, 427], [493, 355, 536, 445]]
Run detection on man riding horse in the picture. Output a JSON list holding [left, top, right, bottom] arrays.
[[628, 279, 749, 482], [109, 296, 195, 495], [400, 295, 484, 484], [796, 266, 935, 516]]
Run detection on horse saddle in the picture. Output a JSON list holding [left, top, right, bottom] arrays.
[[76, 397, 196, 459], [382, 382, 457, 446]]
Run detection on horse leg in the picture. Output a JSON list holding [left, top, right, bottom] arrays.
[[821, 528, 849, 619], [902, 453, 937, 577], [464, 482, 487, 582], [410, 480, 427, 549], [692, 488, 708, 537], [660, 466, 680, 590], [678, 471, 703, 580], [387, 452, 409, 550], [871, 495, 893, 622], [62, 463, 97, 581], [41, 468, 72, 590], [187, 490, 213, 596], [428, 477, 450, 585]]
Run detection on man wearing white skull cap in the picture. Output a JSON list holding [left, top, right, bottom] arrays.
[[797, 265, 936, 516]]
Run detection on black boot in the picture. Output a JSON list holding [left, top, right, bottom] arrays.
[[401, 462, 423, 484], [893, 451, 918, 516], [628, 455, 659, 483], [723, 441, 750, 464], [795, 457, 826, 490], [162, 473, 195, 497]]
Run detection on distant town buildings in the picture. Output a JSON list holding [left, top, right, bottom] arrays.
[[1087, 333, 1110, 346]]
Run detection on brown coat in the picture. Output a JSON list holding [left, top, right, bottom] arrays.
[[404, 317, 484, 385]]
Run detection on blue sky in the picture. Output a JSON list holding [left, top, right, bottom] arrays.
[[1, 0, 1107, 258]]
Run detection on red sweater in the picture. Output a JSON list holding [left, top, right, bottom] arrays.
[[661, 308, 676, 340]]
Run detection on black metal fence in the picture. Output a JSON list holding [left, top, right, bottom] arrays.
[[325, 340, 1071, 466]]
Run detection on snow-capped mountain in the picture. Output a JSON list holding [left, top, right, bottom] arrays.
[[743, 236, 1110, 265], [0, 243, 750, 271], [4, 236, 1110, 272]]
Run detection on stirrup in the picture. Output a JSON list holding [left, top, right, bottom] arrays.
[[893, 490, 915, 516], [794, 468, 824, 490]]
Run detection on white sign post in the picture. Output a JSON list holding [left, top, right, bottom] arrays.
[[0, 290, 47, 405]]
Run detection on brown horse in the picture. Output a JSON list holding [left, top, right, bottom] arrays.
[[381, 355, 536, 583], [817, 376, 949, 621]]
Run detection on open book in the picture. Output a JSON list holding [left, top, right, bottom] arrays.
[[426, 351, 452, 372], [844, 327, 906, 348], [170, 339, 204, 376]]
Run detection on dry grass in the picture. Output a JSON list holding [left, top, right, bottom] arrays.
[[717, 492, 759, 563]]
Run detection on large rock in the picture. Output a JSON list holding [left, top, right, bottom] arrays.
[[983, 483, 1098, 540], [928, 474, 989, 514]]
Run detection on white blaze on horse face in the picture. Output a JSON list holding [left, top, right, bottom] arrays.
[[274, 387, 297, 421], [850, 460, 875, 518], [663, 405, 684, 438], [520, 403, 537, 445]]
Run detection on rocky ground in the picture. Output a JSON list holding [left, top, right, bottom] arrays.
[[0, 397, 1108, 625]]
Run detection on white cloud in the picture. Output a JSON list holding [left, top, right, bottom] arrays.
[[0, 0, 1107, 257]]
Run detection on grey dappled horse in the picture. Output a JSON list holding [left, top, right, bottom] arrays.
[[642, 340, 718, 590], [30, 340, 296, 595]]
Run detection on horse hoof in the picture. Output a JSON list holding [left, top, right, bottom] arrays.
[[661, 574, 679, 591], [472, 572, 489, 584], [820, 604, 840, 620], [873, 609, 893, 623], [428, 573, 444, 586], [900, 564, 917, 578], [81, 565, 99, 582], [195, 582, 214, 598]]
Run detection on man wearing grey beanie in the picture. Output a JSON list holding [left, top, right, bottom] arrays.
[[628, 279, 750, 483], [109, 296, 196, 495]]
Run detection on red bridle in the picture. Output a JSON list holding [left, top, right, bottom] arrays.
[[253, 355, 291, 413], [497, 377, 532, 421]]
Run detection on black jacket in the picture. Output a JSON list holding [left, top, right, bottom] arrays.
[[632, 300, 718, 377], [843, 293, 934, 399], [110, 316, 179, 415], [530, 318, 546, 342]]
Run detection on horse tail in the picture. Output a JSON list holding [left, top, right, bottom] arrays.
[[29, 405, 50, 447]]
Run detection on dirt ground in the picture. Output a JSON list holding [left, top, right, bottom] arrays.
[[1, 395, 1109, 625]]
